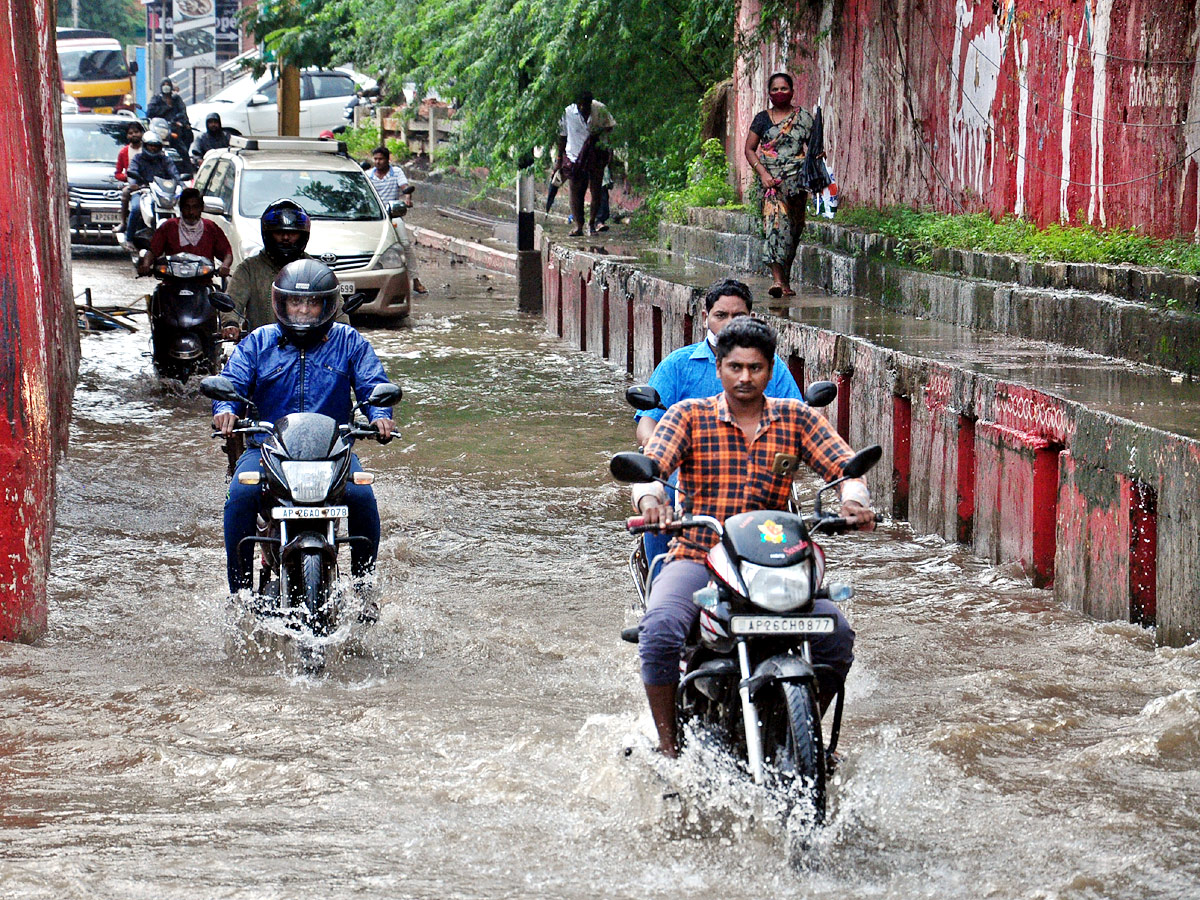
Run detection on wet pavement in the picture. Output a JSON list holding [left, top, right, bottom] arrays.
[[1, 246, 1199, 898]]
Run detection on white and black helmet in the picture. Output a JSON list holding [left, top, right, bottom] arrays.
[[271, 259, 341, 348]]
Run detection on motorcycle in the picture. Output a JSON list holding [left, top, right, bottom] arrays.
[[611, 395, 880, 824], [123, 175, 184, 265], [145, 253, 228, 383], [199, 343, 399, 673], [623, 380, 839, 615]]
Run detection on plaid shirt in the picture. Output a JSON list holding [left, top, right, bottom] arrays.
[[644, 394, 855, 562]]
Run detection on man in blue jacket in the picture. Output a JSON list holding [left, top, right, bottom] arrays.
[[633, 278, 803, 562], [212, 260, 396, 602]]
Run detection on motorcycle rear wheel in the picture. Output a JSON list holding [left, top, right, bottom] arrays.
[[764, 682, 826, 822]]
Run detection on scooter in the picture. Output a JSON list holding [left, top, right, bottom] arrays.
[[146, 252, 227, 383], [199, 343, 400, 673], [613, 387, 879, 826], [123, 175, 183, 266]]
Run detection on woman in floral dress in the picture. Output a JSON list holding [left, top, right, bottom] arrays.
[[743, 72, 813, 298]]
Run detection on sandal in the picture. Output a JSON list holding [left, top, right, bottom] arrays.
[[767, 283, 784, 299], [781, 286, 796, 297], [595, 223, 609, 232], [568, 228, 584, 237]]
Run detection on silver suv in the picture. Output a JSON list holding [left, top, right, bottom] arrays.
[[63, 113, 133, 244], [195, 136, 411, 319]]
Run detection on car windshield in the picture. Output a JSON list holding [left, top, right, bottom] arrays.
[[239, 169, 382, 221], [63, 120, 130, 163], [59, 48, 128, 82]]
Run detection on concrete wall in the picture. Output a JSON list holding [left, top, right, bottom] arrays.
[[0, 0, 79, 642], [548, 241, 1200, 646], [733, 0, 1200, 238]]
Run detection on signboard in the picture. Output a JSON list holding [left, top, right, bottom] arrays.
[[172, 0, 216, 70], [216, 0, 240, 61]]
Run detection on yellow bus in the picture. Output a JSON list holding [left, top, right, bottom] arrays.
[[56, 28, 135, 114]]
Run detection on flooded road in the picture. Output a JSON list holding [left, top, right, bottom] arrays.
[[2, 249, 1200, 899]]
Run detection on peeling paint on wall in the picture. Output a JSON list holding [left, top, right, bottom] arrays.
[[734, 0, 1200, 237]]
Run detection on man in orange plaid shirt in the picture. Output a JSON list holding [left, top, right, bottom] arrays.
[[634, 317, 875, 757]]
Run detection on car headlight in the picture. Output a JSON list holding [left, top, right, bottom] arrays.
[[373, 243, 405, 270], [281, 461, 337, 503], [741, 561, 813, 613]]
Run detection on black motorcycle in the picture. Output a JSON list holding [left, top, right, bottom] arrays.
[[124, 175, 183, 264], [612, 412, 880, 825], [200, 368, 401, 673], [146, 253, 227, 383]]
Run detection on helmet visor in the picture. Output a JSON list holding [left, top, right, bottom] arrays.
[[272, 285, 339, 334]]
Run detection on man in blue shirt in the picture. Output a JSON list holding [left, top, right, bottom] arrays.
[[634, 278, 803, 561]]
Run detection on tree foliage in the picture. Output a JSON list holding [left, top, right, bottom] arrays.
[[57, 0, 144, 49], [242, 0, 737, 189]]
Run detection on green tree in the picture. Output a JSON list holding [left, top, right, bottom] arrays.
[[57, 0, 144, 49], [242, 0, 737, 190]]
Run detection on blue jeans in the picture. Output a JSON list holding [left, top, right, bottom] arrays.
[[224, 448, 380, 592], [638, 559, 855, 687]]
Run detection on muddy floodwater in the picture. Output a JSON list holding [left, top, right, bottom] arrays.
[[2, 249, 1200, 899]]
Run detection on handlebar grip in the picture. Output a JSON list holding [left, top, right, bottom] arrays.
[[626, 516, 646, 529]]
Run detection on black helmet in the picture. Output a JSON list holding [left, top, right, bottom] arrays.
[[260, 198, 311, 266], [271, 259, 340, 348]]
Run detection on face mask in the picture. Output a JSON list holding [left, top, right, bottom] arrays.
[[707, 329, 719, 348], [161, 87, 172, 95], [769, 89, 793, 106]]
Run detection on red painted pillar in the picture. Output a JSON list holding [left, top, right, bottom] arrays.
[[956, 415, 976, 544], [892, 395, 912, 520], [835, 372, 851, 440], [1031, 445, 1062, 589], [1130, 481, 1158, 626], [0, 0, 79, 642], [787, 353, 804, 391]]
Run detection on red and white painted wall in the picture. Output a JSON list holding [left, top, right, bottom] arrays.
[[0, 0, 80, 642], [547, 242, 1200, 646], [732, 0, 1200, 238]]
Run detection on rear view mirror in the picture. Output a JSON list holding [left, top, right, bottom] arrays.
[[367, 383, 403, 407], [401, 184, 416, 195], [387, 201, 408, 218], [203, 195, 226, 216], [341, 292, 367, 315], [842, 444, 882, 479], [248, 93, 271, 107], [625, 385, 665, 412], [208, 291, 235, 312], [199, 375, 243, 403], [610, 451, 660, 483], [803, 380, 837, 408]]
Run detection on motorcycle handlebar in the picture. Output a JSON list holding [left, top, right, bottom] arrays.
[[347, 423, 395, 444]]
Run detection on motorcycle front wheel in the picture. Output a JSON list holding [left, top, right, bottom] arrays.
[[763, 681, 826, 822]]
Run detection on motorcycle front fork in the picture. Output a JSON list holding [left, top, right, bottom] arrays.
[[738, 638, 814, 785]]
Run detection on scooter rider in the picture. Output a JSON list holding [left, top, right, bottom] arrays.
[[123, 132, 180, 242], [212, 260, 396, 608], [190, 111, 231, 168], [633, 317, 875, 758], [222, 199, 345, 339]]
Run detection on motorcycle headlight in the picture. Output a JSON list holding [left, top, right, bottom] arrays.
[[281, 461, 337, 503], [374, 243, 405, 270], [741, 561, 813, 613]]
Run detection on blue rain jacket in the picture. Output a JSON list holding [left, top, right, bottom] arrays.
[[213, 323, 394, 441]]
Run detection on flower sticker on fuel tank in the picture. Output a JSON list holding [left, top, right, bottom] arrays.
[[759, 519, 786, 544]]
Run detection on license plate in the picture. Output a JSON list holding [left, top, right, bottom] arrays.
[[272, 505, 348, 520], [729, 615, 835, 636], [338, 282, 355, 295], [93, 106, 114, 114], [91, 211, 121, 224]]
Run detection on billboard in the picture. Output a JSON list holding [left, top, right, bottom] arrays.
[[172, 0, 216, 69]]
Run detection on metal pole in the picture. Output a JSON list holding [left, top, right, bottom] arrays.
[[515, 172, 542, 314]]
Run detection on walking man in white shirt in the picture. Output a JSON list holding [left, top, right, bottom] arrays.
[[367, 145, 426, 294], [554, 91, 616, 237]]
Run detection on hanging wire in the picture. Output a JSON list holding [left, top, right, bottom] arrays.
[[915, 3, 1200, 189], [942, 16, 1200, 130], [1036, 22, 1197, 67]]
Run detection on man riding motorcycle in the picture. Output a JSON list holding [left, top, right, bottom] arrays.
[[147, 78, 193, 172], [123, 132, 180, 243], [223, 199, 345, 339], [212, 260, 396, 615], [633, 317, 875, 758]]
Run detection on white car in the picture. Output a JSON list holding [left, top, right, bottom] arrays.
[[195, 136, 411, 320], [189, 67, 375, 137]]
